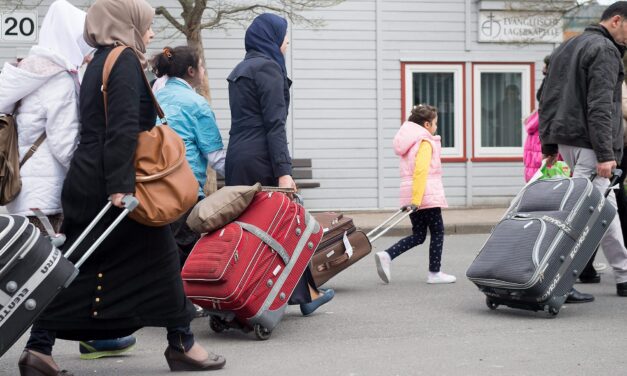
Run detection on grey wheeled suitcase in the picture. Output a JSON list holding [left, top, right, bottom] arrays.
[[466, 174, 619, 317], [0, 196, 138, 357]]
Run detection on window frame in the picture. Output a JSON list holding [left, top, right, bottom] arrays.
[[401, 62, 466, 162], [471, 62, 535, 161]]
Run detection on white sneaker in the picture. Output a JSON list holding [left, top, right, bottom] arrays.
[[374, 251, 391, 284], [593, 262, 607, 272], [427, 271, 456, 284]]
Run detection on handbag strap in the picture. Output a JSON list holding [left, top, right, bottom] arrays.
[[102, 45, 167, 126], [19, 132, 46, 168]]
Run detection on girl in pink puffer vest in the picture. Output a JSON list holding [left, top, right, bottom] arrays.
[[374, 104, 456, 285]]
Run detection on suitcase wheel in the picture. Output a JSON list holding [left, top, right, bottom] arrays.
[[485, 297, 499, 311], [253, 324, 272, 341], [545, 305, 560, 318], [209, 317, 227, 333]]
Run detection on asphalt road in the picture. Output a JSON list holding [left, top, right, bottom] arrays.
[[1, 234, 626, 375]]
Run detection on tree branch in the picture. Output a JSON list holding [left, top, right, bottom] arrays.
[[199, 4, 285, 29], [155, 6, 186, 34]]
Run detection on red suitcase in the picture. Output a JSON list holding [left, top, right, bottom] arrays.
[[182, 191, 322, 340]]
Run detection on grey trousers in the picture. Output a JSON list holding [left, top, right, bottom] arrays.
[[559, 145, 627, 283]]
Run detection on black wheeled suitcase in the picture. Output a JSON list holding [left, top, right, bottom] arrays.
[[0, 196, 138, 357], [466, 174, 619, 317]]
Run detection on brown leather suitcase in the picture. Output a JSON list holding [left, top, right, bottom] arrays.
[[310, 212, 372, 286]]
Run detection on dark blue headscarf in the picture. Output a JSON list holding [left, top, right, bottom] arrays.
[[245, 13, 288, 78]]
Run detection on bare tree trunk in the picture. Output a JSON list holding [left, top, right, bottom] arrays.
[[187, 28, 218, 195]]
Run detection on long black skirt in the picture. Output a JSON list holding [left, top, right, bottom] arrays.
[[34, 209, 195, 341]]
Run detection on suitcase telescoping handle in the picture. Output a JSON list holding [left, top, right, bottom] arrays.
[[261, 186, 303, 205], [366, 205, 415, 243], [590, 168, 623, 198], [64, 195, 139, 269]]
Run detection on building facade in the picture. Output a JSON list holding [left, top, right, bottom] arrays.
[[1, 0, 582, 210]]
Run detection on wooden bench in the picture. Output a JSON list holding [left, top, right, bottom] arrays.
[[216, 158, 320, 189]]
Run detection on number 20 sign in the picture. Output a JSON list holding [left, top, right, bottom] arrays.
[[1, 12, 37, 41]]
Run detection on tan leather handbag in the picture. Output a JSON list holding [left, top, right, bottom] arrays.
[[102, 46, 199, 226]]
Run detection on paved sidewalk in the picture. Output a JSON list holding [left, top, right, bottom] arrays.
[[333, 207, 507, 236]]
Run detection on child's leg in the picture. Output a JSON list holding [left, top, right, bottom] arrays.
[[424, 208, 455, 283], [425, 208, 445, 272], [385, 210, 428, 260]]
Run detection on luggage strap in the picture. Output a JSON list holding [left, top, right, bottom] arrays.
[[235, 221, 290, 265]]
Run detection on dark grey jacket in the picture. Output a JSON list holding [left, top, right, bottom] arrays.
[[539, 25, 625, 162], [224, 51, 292, 186]]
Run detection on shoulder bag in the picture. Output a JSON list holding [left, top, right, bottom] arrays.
[[0, 110, 46, 205], [102, 46, 199, 226]]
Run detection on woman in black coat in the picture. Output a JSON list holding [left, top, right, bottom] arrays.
[[226, 13, 334, 316], [17, 0, 225, 374]]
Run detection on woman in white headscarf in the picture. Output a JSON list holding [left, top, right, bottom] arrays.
[[0, 0, 92, 229], [15, 0, 226, 375]]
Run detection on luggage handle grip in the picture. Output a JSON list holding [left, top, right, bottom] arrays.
[[261, 186, 303, 205], [318, 254, 350, 271], [64, 195, 139, 269], [590, 169, 623, 197]]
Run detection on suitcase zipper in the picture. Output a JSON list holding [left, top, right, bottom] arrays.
[[470, 217, 548, 289], [0, 216, 28, 260], [0, 226, 40, 280], [566, 179, 594, 223], [559, 179, 574, 211]]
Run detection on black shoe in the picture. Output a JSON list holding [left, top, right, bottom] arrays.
[[565, 288, 595, 303], [18, 350, 74, 376], [617, 282, 627, 297], [578, 274, 601, 284], [164, 346, 226, 371]]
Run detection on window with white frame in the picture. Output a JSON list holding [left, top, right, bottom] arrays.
[[404, 64, 464, 158], [473, 64, 532, 158]]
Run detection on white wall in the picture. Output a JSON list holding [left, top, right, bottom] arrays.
[[1, 0, 562, 210]]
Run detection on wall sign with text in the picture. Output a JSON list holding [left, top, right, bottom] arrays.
[[479, 11, 562, 44], [1, 12, 37, 41]]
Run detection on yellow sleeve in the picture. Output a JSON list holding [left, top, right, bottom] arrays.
[[411, 141, 432, 206]]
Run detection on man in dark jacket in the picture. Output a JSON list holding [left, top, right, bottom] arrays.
[[540, 2, 627, 299]]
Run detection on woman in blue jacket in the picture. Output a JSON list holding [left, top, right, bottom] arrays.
[[226, 13, 334, 316], [152, 46, 226, 263]]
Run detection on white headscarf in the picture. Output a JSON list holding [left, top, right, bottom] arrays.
[[38, 0, 93, 68]]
